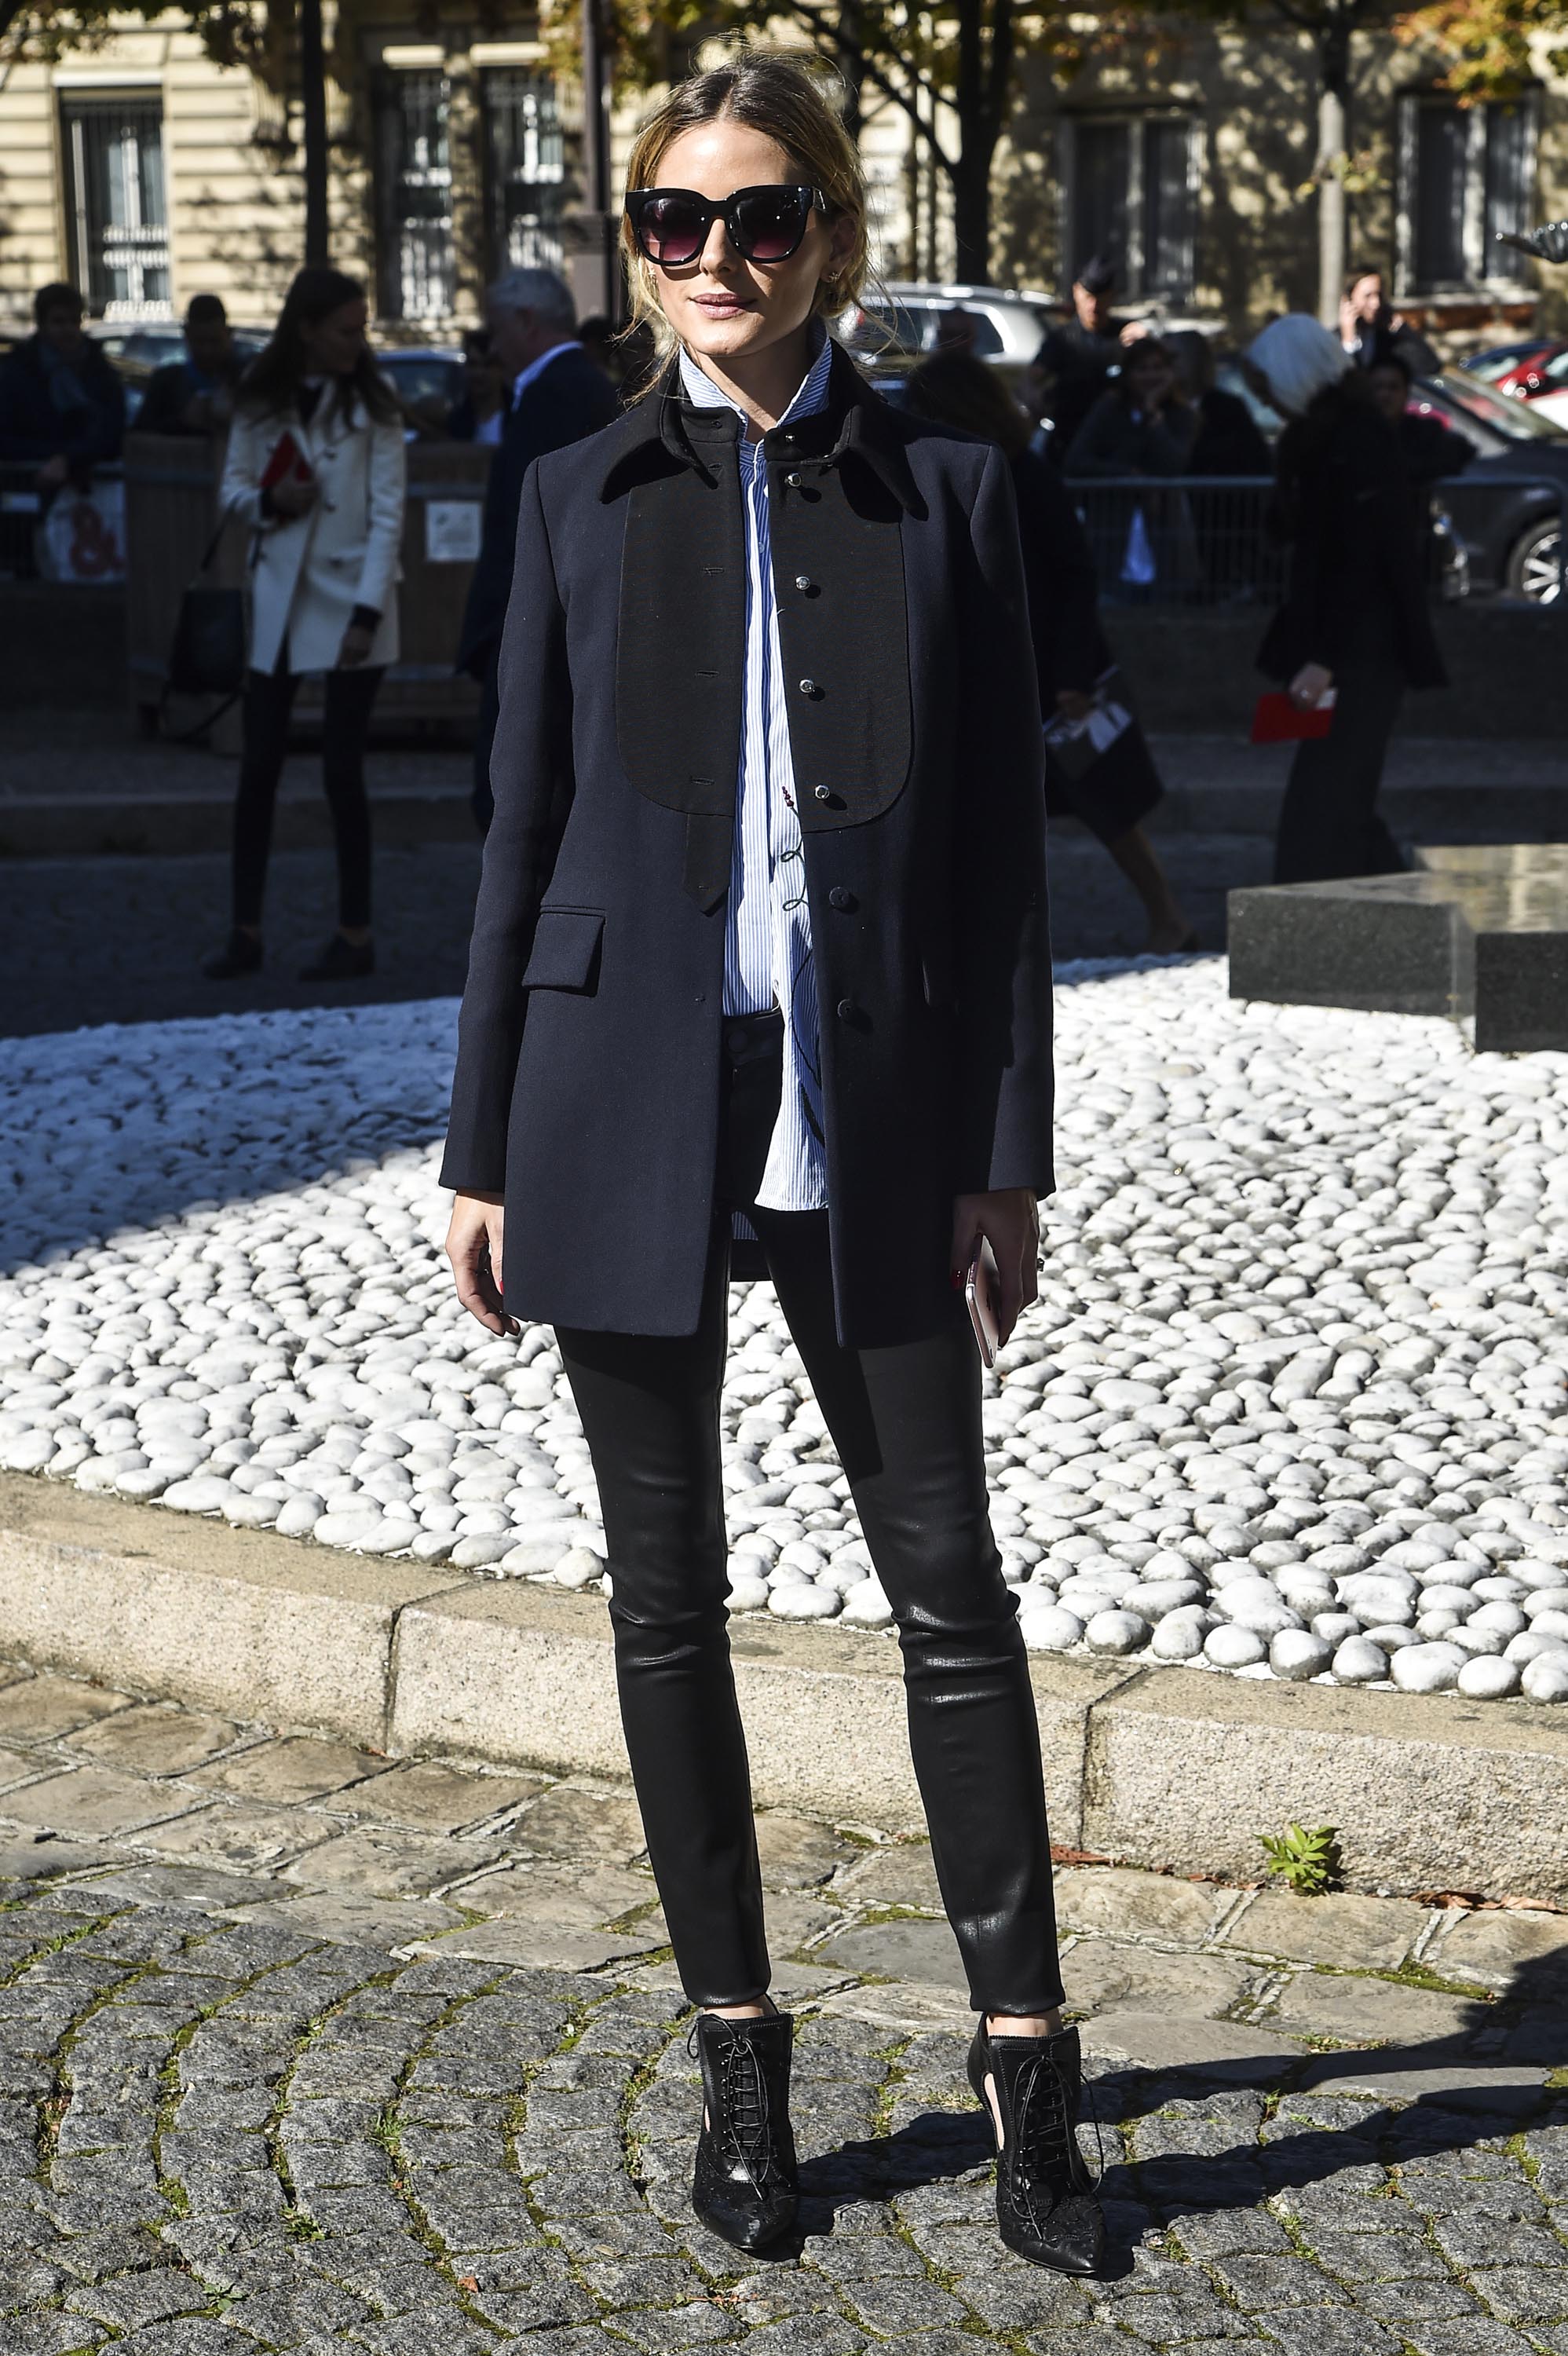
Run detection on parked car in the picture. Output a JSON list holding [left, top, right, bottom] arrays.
[[1405, 369, 1568, 602], [90, 321, 266, 425], [374, 345, 466, 439], [840, 282, 1056, 370], [1460, 338, 1568, 397]]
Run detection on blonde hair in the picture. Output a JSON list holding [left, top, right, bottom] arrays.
[[620, 49, 870, 356]]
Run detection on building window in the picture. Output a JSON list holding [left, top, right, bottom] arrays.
[[1400, 93, 1537, 292], [376, 70, 455, 320], [1063, 114, 1197, 302], [484, 71, 565, 276], [60, 94, 170, 317]]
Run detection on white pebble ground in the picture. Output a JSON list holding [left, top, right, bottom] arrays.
[[3, 959, 1568, 1705]]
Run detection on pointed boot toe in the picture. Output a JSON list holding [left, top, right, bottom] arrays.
[[690, 2009, 799, 2253], [970, 2019, 1106, 2276]]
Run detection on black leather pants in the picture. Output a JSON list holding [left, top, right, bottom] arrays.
[[554, 1014, 1062, 2015]]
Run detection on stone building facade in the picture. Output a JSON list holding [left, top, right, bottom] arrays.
[[0, 7, 1563, 343]]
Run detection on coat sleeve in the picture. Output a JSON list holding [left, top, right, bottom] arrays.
[[218, 413, 267, 528], [952, 444, 1054, 1198], [353, 419, 408, 616], [440, 460, 572, 1194]]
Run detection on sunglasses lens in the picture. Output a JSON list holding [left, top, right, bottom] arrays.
[[638, 195, 706, 265], [734, 188, 807, 261]]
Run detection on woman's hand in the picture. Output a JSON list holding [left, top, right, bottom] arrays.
[[951, 1190, 1040, 1350], [271, 474, 318, 518], [445, 1191, 517, 1337], [1054, 688, 1094, 724], [338, 623, 375, 668], [1288, 661, 1333, 710]]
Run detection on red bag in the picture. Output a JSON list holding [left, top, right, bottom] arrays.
[[259, 429, 312, 491], [1251, 689, 1336, 744]]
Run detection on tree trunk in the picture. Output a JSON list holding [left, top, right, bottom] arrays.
[[300, 0, 329, 266], [951, 142, 994, 282], [1314, 14, 1351, 327]]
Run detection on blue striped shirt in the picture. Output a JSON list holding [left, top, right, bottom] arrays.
[[678, 331, 834, 1214]]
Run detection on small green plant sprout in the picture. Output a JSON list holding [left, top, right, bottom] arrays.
[[1259, 1824, 1343, 1896]]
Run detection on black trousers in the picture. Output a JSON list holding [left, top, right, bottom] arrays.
[[1274, 660, 1406, 886], [555, 1013, 1063, 2015], [234, 659, 383, 929]]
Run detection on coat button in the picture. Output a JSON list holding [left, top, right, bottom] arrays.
[[798, 678, 819, 697], [828, 887, 856, 911], [784, 472, 803, 488], [813, 785, 832, 803], [795, 574, 814, 592], [836, 998, 856, 1020]]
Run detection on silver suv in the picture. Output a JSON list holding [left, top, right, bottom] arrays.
[[840, 280, 1056, 367]]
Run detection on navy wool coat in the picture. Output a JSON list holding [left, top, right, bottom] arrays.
[[441, 342, 1054, 1349]]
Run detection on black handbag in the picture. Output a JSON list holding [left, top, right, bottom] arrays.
[[166, 507, 247, 697]]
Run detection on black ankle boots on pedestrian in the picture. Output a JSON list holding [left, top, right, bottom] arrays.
[[968, 2019, 1106, 2275], [689, 2009, 799, 2252]]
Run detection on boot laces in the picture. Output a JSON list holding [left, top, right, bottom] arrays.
[[1007, 2042, 1103, 2224], [689, 2019, 778, 2195]]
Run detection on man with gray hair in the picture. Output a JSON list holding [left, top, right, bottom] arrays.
[[459, 265, 619, 828]]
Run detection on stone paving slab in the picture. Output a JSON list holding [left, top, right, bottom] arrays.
[[0, 1655, 1562, 2355], [3, 1475, 1566, 1904]]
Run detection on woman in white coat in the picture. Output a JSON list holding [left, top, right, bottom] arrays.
[[207, 267, 407, 982]]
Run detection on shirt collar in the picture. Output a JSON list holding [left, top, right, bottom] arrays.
[[512, 338, 577, 405], [678, 320, 833, 439]]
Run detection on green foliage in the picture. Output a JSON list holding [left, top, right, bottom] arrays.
[[1259, 1823, 1343, 1897]]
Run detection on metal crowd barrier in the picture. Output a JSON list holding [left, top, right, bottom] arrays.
[[1066, 473, 1568, 607]]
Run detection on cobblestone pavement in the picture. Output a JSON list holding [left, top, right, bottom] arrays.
[[0, 834, 1273, 1039], [0, 1660, 1563, 2354]]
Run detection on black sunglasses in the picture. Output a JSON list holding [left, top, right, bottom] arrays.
[[626, 183, 825, 268]]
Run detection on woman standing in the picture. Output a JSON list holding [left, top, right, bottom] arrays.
[[206, 268, 406, 982], [1246, 313, 1446, 887], [905, 351, 1194, 955], [442, 54, 1103, 2278], [1064, 335, 1201, 598]]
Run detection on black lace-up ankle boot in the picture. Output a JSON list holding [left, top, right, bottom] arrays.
[[689, 2009, 799, 2252], [968, 2019, 1106, 2275]]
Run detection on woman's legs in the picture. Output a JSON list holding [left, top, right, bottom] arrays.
[[555, 1221, 770, 2010], [319, 664, 382, 938], [232, 663, 298, 931], [752, 1208, 1064, 2025], [1104, 822, 1194, 953], [1274, 662, 1407, 885]]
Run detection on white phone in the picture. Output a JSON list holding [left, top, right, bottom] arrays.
[[966, 1238, 1001, 1370]]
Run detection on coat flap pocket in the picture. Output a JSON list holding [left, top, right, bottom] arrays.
[[521, 906, 605, 993]]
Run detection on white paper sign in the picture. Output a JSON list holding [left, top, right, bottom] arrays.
[[424, 499, 483, 564]]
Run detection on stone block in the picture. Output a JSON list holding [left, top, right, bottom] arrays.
[[188, 1736, 392, 1806], [0, 1673, 133, 1743], [1435, 1908, 1568, 1992], [1080, 1670, 1568, 1904], [754, 1811, 858, 1889], [833, 1841, 944, 1914], [513, 1783, 647, 1864], [279, 1824, 507, 1900], [1220, 1890, 1427, 1970], [1061, 1936, 1253, 2017], [1266, 1972, 1482, 2045], [1228, 847, 1568, 1054], [68, 1703, 244, 1778], [816, 1915, 967, 1993], [455, 1859, 653, 1925], [339, 1760, 544, 1833], [1054, 1865, 1228, 1944], [0, 1766, 202, 1839], [1083, 2009, 1306, 2080], [0, 1471, 463, 1744], [236, 1890, 463, 1952], [144, 1800, 338, 1873]]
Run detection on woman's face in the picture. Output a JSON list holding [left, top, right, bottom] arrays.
[[299, 297, 368, 378], [1127, 343, 1173, 408], [642, 118, 855, 368]]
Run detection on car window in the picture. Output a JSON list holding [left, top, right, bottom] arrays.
[[1464, 342, 1548, 382], [1431, 368, 1566, 441], [1542, 348, 1568, 387], [382, 356, 462, 407]]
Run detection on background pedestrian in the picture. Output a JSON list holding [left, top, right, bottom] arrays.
[[906, 350, 1195, 953], [1248, 311, 1447, 885], [455, 268, 619, 832], [444, 329, 507, 445], [0, 282, 124, 488], [205, 265, 406, 982], [135, 294, 243, 437], [1029, 252, 1126, 459], [1065, 335, 1200, 597]]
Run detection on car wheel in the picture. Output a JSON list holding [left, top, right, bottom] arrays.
[[1506, 516, 1563, 602]]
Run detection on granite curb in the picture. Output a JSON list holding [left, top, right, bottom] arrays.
[[2, 1471, 1566, 1902]]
